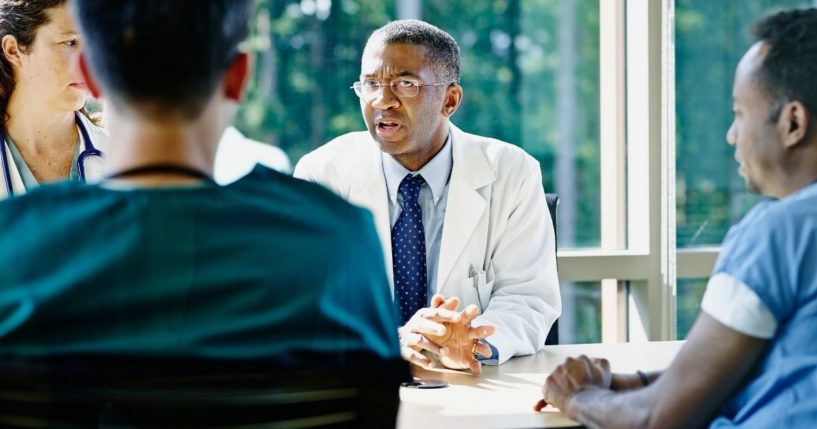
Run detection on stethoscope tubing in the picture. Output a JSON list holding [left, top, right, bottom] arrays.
[[1, 113, 100, 197], [0, 135, 12, 197]]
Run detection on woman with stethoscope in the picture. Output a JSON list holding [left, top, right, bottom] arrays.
[[0, 0, 106, 199]]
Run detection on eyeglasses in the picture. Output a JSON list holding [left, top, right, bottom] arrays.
[[350, 79, 454, 101]]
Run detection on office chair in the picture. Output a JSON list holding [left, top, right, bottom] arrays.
[[545, 193, 560, 346], [0, 352, 409, 429]]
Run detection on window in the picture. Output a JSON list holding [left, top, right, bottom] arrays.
[[676, 278, 706, 337]]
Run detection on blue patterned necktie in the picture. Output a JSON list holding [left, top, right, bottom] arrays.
[[392, 174, 428, 325]]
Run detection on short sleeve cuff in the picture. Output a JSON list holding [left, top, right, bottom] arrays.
[[701, 272, 777, 339]]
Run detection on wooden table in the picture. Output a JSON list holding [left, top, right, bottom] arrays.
[[397, 341, 684, 429]]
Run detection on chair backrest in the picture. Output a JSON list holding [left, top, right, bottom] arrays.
[[545, 193, 560, 346], [0, 353, 409, 429], [545, 193, 559, 251]]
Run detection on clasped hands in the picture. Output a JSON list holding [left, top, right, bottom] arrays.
[[398, 294, 495, 374]]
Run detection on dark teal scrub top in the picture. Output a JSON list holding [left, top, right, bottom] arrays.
[[0, 166, 400, 361]]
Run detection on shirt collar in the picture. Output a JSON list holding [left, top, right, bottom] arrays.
[[382, 133, 452, 207]]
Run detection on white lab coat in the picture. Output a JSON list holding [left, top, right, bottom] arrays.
[[294, 123, 561, 363], [214, 126, 292, 184], [0, 113, 108, 200]]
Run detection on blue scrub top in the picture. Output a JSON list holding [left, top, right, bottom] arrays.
[[709, 181, 817, 428]]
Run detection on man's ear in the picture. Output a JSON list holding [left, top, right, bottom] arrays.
[[778, 100, 809, 149], [2, 35, 23, 68], [223, 52, 250, 102], [78, 53, 102, 99], [442, 83, 463, 118]]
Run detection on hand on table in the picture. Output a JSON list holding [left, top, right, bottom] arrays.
[[398, 294, 495, 374], [534, 355, 612, 414]]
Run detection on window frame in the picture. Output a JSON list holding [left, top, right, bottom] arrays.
[[556, 0, 717, 342]]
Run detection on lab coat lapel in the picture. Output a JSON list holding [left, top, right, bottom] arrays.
[[346, 141, 394, 293], [436, 125, 495, 294]]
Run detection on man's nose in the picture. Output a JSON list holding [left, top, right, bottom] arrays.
[[371, 84, 400, 110], [726, 122, 737, 146]]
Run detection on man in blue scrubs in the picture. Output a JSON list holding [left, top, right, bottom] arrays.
[[538, 8, 817, 428], [0, 0, 401, 397]]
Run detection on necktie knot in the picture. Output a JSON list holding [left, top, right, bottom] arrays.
[[398, 174, 424, 205]]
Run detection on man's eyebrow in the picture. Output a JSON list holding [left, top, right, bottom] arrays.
[[360, 71, 420, 79]]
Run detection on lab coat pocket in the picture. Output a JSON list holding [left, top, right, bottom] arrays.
[[474, 272, 493, 312]]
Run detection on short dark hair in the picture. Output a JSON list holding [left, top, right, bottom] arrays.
[[72, 0, 251, 119], [367, 19, 461, 83], [751, 8, 817, 119]]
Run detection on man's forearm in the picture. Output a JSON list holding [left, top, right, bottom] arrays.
[[567, 387, 652, 429]]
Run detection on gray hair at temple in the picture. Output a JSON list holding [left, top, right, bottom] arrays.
[[366, 19, 461, 83]]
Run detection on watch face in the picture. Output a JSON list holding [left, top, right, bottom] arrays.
[[401, 378, 449, 389]]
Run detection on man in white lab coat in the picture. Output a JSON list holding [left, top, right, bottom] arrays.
[[295, 19, 560, 371]]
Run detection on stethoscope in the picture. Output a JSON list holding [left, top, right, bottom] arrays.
[[0, 114, 102, 197]]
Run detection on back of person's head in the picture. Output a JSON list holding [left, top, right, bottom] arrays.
[[366, 19, 461, 83], [752, 8, 817, 121], [0, 0, 66, 125], [71, 0, 251, 120]]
